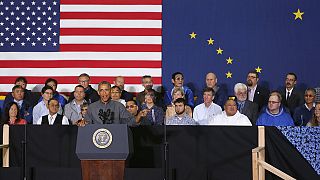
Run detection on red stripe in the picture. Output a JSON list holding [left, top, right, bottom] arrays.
[[60, 28, 162, 36], [0, 60, 161, 68], [0, 76, 162, 84], [61, 12, 162, 20], [60, 44, 162, 52], [61, 0, 162, 5]]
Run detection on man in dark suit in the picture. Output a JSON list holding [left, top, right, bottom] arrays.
[[280, 73, 304, 116], [234, 83, 259, 124], [246, 70, 269, 111]]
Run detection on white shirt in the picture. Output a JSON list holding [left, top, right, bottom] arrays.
[[248, 85, 257, 102], [286, 88, 293, 100], [36, 113, 69, 125], [208, 111, 252, 126], [193, 102, 222, 125], [33, 101, 63, 124]]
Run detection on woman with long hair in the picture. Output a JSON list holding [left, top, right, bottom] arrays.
[[2, 102, 27, 125], [307, 103, 320, 126]]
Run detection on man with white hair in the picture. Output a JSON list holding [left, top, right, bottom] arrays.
[[234, 83, 259, 124], [208, 99, 252, 126]]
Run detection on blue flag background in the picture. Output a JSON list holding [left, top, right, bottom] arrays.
[[162, 0, 320, 97]]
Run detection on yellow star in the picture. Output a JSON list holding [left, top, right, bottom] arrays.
[[226, 57, 233, 64], [255, 66, 262, 73], [189, 32, 197, 39], [226, 71, 232, 78], [207, 38, 214, 45], [216, 47, 223, 55], [293, 9, 304, 20]]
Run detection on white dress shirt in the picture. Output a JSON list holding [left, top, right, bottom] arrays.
[[193, 102, 222, 125]]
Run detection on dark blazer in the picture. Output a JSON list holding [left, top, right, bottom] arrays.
[[121, 90, 134, 102], [240, 100, 259, 125], [280, 87, 304, 116], [252, 85, 270, 111]]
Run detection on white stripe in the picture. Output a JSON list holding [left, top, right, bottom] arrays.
[[0, 84, 162, 93], [60, 36, 162, 44], [60, 20, 161, 28], [0, 52, 162, 60], [0, 68, 161, 76], [60, 5, 162, 12]]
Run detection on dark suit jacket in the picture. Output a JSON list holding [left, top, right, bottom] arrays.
[[241, 100, 259, 125], [121, 90, 134, 102], [252, 85, 270, 111], [280, 87, 304, 116]]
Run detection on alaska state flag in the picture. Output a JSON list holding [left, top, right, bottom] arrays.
[[162, 0, 320, 96]]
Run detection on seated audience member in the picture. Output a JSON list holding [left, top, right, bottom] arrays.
[[208, 99, 252, 126], [64, 85, 87, 124], [280, 72, 304, 116], [256, 92, 294, 126], [307, 103, 320, 127], [246, 71, 270, 111], [166, 98, 198, 125], [2, 85, 33, 123], [38, 78, 67, 108], [164, 72, 194, 108], [69, 73, 100, 104], [293, 88, 316, 126], [84, 81, 135, 125], [166, 87, 192, 120], [111, 86, 126, 106], [36, 99, 69, 125], [3, 76, 40, 108], [136, 75, 163, 107], [193, 87, 222, 125], [1, 102, 27, 125], [33, 86, 62, 124], [197, 72, 228, 108], [113, 76, 134, 102], [126, 99, 148, 124], [139, 91, 164, 125], [234, 83, 258, 124]]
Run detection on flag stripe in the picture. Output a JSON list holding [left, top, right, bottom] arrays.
[[60, 36, 161, 44], [0, 52, 161, 60], [60, 44, 162, 52], [0, 76, 162, 84], [60, 12, 162, 20], [0, 60, 161, 68], [60, 0, 162, 5], [61, 5, 162, 12], [0, 68, 161, 76], [60, 28, 162, 36], [0, 84, 162, 93], [60, 20, 161, 28]]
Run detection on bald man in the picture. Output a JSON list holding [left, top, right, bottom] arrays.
[[197, 72, 227, 108]]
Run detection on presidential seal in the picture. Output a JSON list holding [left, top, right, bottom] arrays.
[[92, 128, 112, 148]]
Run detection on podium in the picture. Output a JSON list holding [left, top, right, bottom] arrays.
[[76, 124, 133, 180]]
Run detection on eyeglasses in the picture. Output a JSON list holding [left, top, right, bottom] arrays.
[[79, 80, 89, 83], [247, 75, 257, 79], [268, 101, 280, 104], [126, 105, 136, 109], [81, 108, 88, 111], [304, 94, 315, 97]]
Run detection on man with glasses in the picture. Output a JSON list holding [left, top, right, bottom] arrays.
[[33, 86, 62, 124], [125, 100, 148, 124], [69, 73, 99, 104], [256, 91, 294, 126], [246, 70, 269, 111], [234, 83, 258, 125], [293, 88, 316, 126], [279, 72, 304, 116], [164, 72, 194, 108]]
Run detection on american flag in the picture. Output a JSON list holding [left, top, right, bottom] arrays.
[[0, 0, 162, 93]]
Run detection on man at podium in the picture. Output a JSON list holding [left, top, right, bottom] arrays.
[[80, 81, 136, 126]]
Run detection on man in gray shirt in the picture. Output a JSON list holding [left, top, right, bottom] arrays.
[[84, 81, 135, 125], [166, 98, 198, 125]]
